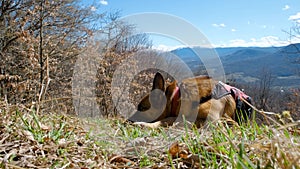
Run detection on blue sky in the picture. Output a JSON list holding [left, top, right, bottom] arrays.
[[86, 0, 300, 49]]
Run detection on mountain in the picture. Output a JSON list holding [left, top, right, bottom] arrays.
[[221, 49, 272, 64], [215, 46, 281, 57], [169, 44, 300, 88]]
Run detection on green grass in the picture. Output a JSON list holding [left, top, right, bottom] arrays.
[[0, 106, 299, 168]]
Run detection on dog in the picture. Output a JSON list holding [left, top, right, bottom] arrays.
[[129, 72, 251, 128]]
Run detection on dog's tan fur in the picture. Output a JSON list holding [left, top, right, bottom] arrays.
[[129, 72, 236, 128]]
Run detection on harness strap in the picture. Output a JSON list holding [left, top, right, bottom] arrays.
[[199, 94, 212, 104]]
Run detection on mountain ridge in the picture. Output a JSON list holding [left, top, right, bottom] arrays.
[[170, 43, 300, 88]]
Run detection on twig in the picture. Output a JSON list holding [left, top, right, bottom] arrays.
[[240, 97, 282, 126], [5, 163, 26, 169]]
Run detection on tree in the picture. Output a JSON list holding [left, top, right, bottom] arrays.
[[0, 0, 102, 111], [285, 24, 300, 118], [93, 14, 153, 116], [256, 67, 274, 110], [0, 0, 153, 117]]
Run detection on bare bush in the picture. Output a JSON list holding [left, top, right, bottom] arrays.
[[287, 88, 300, 120], [0, 0, 103, 114]]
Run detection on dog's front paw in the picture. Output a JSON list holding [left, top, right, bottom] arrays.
[[133, 121, 161, 128]]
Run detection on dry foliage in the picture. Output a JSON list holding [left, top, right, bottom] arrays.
[[0, 0, 153, 118], [0, 0, 103, 115], [287, 88, 300, 120], [0, 102, 108, 168]]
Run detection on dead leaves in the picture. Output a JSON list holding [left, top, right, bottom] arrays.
[[168, 141, 222, 168], [169, 142, 189, 159], [109, 154, 135, 167], [167, 127, 300, 169], [0, 106, 106, 168], [22, 130, 35, 142]]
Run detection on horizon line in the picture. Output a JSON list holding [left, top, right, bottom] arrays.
[[152, 42, 299, 51]]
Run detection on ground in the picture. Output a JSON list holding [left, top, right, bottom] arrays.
[[0, 104, 299, 168]]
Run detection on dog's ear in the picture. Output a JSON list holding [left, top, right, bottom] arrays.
[[152, 72, 165, 91]]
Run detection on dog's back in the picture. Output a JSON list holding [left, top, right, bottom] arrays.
[[180, 76, 236, 123]]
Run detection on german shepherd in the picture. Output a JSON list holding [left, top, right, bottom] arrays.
[[129, 72, 239, 128]]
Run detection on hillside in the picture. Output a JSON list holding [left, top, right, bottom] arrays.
[[170, 44, 300, 88], [221, 49, 272, 64]]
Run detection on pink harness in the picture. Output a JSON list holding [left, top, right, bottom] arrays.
[[216, 81, 250, 101]]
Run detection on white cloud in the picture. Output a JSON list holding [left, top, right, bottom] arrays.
[[153, 44, 214, 51], [100, 0, 108, 5], [155, 35, 300, 49], [219, 23, 226, 28], [282, 5, 290, 11], [217, 36, 296, 47], [152, 45, 185, 51], [90, 6, 97, 11], [288, 12, 300, 23], [231, 29, 236, 32], [212, 23, 226, 28], [212, 23, 218, 27], [227, 39, 247, 47]]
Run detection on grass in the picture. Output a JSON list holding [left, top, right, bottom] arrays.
[[0, 104, 299, 168]]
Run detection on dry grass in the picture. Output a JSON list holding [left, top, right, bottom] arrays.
[[0, 103, 107, 168], [0, 102, 299, 168]]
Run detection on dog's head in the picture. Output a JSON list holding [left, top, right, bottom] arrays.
[[129, 72, 181, 122]]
